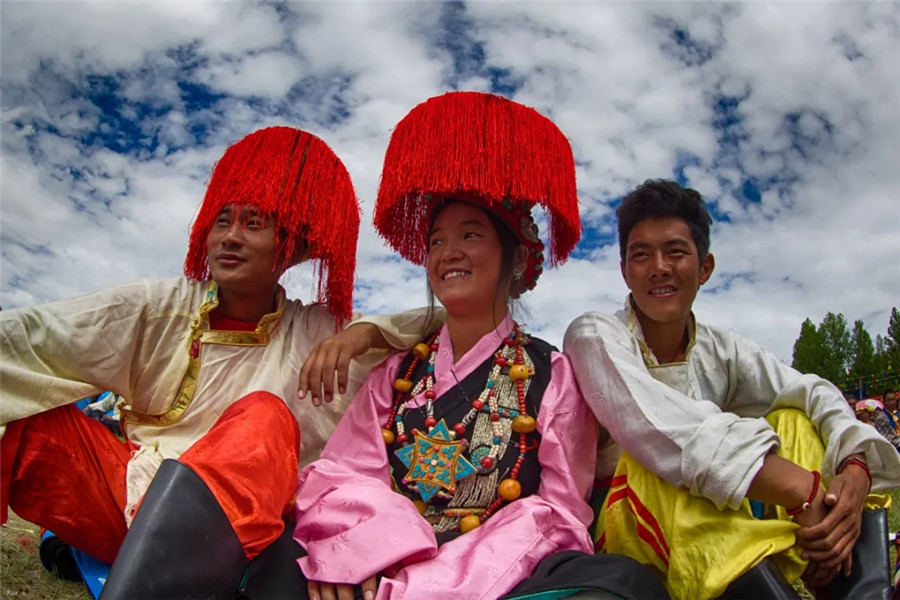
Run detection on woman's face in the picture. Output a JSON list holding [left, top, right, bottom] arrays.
[[426, 202, 507, 318]]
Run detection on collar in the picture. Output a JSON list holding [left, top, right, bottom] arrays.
[[434, 313, 516, 377], [195, 281, 287, 345], [624, 294, 697, 367]]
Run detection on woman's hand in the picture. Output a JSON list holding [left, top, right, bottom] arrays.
[[308, 575, 377, 600], [298, 323, 386, 406]]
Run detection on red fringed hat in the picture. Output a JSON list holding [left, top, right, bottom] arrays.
[[184, 126, 360, 323], [373, 91, 581, 296]]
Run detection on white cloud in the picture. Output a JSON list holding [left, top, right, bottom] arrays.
[[2, 1, 898, 367]]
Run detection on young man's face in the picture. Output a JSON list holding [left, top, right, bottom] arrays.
[[885, 391, 898, 412], [206, 205, 281, 296], [621, 216, 714, 331]]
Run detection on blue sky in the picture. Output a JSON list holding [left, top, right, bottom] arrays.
[[2, 2, 898, 361]]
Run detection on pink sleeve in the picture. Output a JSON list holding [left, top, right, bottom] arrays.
[[377, 351, 598, 600], [292, 356, 438, 584]]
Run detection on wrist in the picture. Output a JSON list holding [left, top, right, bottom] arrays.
[[839, 456, 872, 492], [787, 470, 821, 518]]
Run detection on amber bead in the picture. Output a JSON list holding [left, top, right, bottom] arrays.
[[459, 515, 482, 533], [511, 415, 536, 434], [508, 365, 530, 381], [413, 343, 431, 360], [413, 500, 428, 515], [393, 378, 413, 393], [381, 428, 395, 445], [498, 478, 522, 501]]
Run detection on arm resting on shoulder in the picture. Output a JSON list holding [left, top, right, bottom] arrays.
[[299, 307, 446, 405]]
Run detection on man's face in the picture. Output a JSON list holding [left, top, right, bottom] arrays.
[[621, 216, 714, 331], [206, 205, 281, 296], [885, 392, 898, 412]]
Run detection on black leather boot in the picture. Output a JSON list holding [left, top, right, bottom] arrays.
[[817, 508, 892, 600], [718, 557, 800, 599], [237, 520, 309, 599], [100, 459, 248, 599]]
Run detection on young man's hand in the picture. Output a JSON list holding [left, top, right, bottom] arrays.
[[796, 456, 869, 585], [298, 323, 386, 406]]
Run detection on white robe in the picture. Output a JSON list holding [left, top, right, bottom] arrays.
[[1, 276, 432, 519], [564, 296, 900, 510]]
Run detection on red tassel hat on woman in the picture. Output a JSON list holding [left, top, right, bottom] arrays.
[[374, 91, 581, 296], [291, 92, 605, 600]]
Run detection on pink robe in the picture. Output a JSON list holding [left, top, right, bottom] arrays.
[[293, 315, 597, 599]]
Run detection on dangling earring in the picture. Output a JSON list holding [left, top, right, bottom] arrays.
[[512, 268, 522, 280]]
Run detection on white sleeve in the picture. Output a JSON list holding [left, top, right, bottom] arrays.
[[725, 332, 900, 490]]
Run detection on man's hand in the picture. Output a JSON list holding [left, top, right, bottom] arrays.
[[308, 575, 377, 600], [298, 323, 386, 406], [796, 457, 869, 583]]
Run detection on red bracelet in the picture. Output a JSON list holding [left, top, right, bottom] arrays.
[[787, 470, 821, 517], [839, 457, 872, 491]]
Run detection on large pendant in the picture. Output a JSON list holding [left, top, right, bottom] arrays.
[[394, 419, 476, 502]]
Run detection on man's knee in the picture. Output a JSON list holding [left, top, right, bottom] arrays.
[[226, 392, 300, 449]]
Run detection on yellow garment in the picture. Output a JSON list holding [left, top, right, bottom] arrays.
[[596, 409, 891, 600]]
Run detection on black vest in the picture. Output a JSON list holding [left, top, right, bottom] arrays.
[[386, 335, 555, 520]]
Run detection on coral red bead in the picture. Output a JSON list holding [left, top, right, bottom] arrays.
[[481, 457, 494, 469], [495, 357, 508, 366], [424, 390, 436, 399], [490, 413, 501, 422], [425, 417, 437, 428], [453, 423, 466, 436], [472, 400, 484, 411], [397, 434, 408, 444]]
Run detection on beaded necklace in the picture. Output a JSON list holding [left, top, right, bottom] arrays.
[[381, 323, 537, 533]]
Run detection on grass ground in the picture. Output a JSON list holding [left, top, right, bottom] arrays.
[[2, 492, 899, 599]]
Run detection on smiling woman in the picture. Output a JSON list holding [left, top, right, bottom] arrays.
[[290, 91, 669, 600]]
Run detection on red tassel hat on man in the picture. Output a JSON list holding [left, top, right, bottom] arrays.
[[1, 126, 375, 598]]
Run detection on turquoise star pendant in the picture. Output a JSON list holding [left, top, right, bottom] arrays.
[[394, 419, 476, 501]]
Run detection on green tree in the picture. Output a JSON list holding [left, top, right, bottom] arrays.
[[885, 307, 900, 371], [791, 318, 823, 375], [873, 334, 888, 375], [847, 320, 876, 387], [817, 312, 850, 385]]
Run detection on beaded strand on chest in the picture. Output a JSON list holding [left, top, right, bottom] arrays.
[[381, 323, 539, 533]]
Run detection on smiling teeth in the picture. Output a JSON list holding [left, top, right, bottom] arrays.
[[443, 271, 469, 280], [650, 286, 676, 295]]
